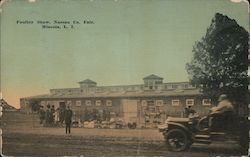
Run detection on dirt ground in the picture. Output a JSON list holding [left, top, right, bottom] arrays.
[[1, 111, 248, 157], [2, 127, 246, 157]]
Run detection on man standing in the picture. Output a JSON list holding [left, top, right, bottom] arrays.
[[183, 105, 196, 118], [45, 104, 51, 127], [38, 106, 45, 125], [51, 105, 55, 124], [59, 107, 65, 127], [64, 106, 73, 134]]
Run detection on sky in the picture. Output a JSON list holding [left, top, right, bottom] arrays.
[[0, 0, 248, 108]]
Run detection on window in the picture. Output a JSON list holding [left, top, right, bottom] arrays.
[[202, 99, 211, 106], [141, 100, 147, 107], [172, 100, 180, 106], [106, 100, 112, 106], [76, 100, 81, 107], [85, 100, 91, 106], [177, 85, 183, 89], [165, 85, 170, 89], [156, 100, 163, 106], [186, 99, 194, 106], [96, 100, 101, 106], [148, 106, 156, 112], [147, 81, 154, 89], [67, 101, 72, 106], [172, 84, 178, 89], [147, 100, 154, 106], [188, 84, 196, 88]]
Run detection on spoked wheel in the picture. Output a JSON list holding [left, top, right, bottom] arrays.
[[165, 129, 190, 152]]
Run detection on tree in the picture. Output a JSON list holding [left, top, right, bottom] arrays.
[[186, 13, 248, 108]]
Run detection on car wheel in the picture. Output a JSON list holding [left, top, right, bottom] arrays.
[[165, 129, 190, 152]]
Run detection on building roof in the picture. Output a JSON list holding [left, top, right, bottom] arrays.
[[78, 79, 97, 84], [143, 74, 163, 80], [23, 88, 201, 100]]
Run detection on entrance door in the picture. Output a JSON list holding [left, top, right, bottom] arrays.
[[121, 99, 138, 124]]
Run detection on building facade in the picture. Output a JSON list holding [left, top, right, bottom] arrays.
[[20, 75, 212, 127]]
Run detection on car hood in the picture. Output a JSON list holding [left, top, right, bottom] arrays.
[[166, 117, 190, 123]]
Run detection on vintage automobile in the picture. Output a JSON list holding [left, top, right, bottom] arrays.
[[158, 113, 248, 152]]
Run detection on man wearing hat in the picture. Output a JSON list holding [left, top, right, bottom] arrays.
[[64, 105, 73, 134], [209, 94, 234, 131], [210, 94, 234, 115]]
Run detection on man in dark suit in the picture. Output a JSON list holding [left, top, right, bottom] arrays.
[[64, 106, 73, 134]]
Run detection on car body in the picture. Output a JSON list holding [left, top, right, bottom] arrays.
[[159, 114, 248, 152]]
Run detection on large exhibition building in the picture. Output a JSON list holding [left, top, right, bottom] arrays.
[[20, 74, 212, 127]]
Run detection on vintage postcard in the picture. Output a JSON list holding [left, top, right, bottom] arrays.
[[0, 0, 249, 156]]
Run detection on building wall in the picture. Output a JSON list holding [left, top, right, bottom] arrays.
[[27, 94, 212, 125]]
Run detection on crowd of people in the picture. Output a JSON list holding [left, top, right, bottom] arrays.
[[38, 104, 73, 134], [38, 104, 72, 128]]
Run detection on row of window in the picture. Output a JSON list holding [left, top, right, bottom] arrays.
[[73, 100, 112, 107], [165, 84, 196, 89], [67, 99, 211, 107], [141, 99, 211, 107], [42, 98, 211, 107]]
